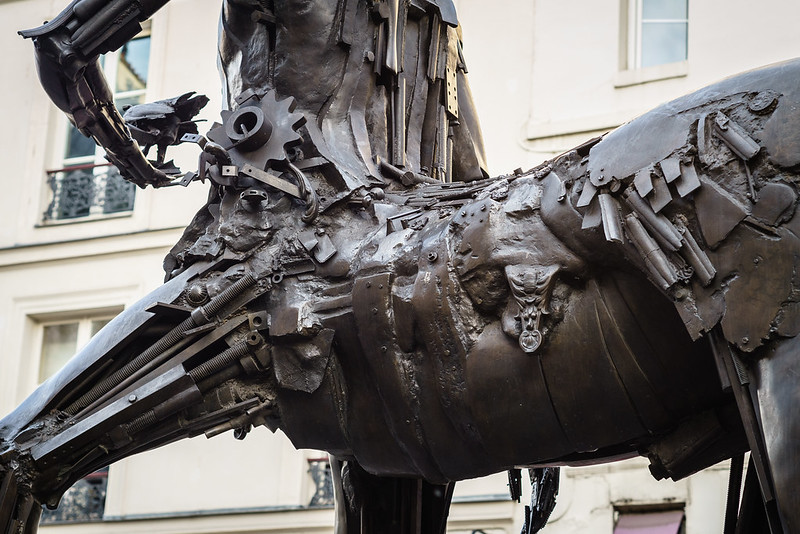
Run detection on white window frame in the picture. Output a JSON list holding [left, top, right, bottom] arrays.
[[625, 0, 688, 70], [616, 0, 689, 87], [35, 311, 119, 383], [9, 286, 137, 404]]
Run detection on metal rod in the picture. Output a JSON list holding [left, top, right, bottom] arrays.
[[66, 274, 256, 415]]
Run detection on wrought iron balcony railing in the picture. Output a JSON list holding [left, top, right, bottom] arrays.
[[43, 163, 136, 222], [307, 457, 335, 507], [39, 468, 108, 524]]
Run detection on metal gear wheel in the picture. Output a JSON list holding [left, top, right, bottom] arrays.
[[206, 88, 306, 172]]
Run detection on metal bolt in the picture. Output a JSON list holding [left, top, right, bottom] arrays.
[[381, 346, 387, 353], [742, 336, 750, 344], [366, 281, 371, 288], [128, 395, 137, 403], [753, 257, 760, 265], [372, 307, 378, 315], [480, 204, 487, 211]]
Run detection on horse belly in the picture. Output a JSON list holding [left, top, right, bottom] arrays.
[[461, 271, 722, 472]]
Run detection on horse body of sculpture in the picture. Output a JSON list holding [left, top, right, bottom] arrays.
[[2, 0, 800, 533]]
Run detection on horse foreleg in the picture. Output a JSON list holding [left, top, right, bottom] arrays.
[[331, 459, 455, 534]]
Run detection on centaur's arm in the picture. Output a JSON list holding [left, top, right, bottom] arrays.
[[19, 0, 174, 187]]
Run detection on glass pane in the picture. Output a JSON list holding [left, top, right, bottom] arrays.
[[90, 318, 111, 337], [40, 323, 79, 382], [116, 36, 150, 94], [642, 0, 687, 20], [641, 22, 687, 67], [115, 93, 146, 114], [64, 124, 96, 160]]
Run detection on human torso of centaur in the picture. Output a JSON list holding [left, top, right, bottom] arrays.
[[218, 0, 488, 192]]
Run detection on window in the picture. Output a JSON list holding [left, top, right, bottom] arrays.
[[625, 0, 688, 70], [44, 28, 151, 222], [35, 311, 117, 524], [38, 316, 113, 382], [614, 509, 685, 534]]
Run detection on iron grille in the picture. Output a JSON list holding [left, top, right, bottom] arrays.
[[40, 468, 108, 524], [308, 458, 335, 507], [44, 164, 135, 221]]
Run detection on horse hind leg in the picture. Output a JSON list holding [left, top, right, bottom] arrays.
[[731, 334, 800, 533]]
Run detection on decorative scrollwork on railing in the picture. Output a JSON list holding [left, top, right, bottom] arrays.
[[40, 468, 108, 524], [43, 164, 135, 221], [307, 458, 335, 507]]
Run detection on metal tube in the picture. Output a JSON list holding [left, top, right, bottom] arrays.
[[189, 342, 251, 382], [623, 189, 682, 251], [678, 224, 716, 286], [598, 193, 624, 243], [625, 213, 678, 288], [67, 274, 257, 415], [392, 78, 407, 168]]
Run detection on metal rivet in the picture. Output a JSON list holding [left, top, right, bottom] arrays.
[[753, 257, 760, 265], [480, 204, 487, 211], [372, 308, 378, 315], [428, 251, 438, 262], [742, 336, 750, 344]]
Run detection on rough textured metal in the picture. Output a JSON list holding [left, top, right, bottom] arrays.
[[5, 3, 800, 534]]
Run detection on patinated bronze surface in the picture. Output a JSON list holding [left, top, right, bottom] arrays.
[[2, 1, 800, 533]]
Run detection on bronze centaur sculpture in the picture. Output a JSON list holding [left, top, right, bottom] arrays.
[[2, 0, 799, 532]]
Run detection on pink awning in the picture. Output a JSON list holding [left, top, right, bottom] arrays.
[[614, 510, 684, 534]]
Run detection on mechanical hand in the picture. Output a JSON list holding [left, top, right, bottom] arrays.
[[20, 0, 175, 187]]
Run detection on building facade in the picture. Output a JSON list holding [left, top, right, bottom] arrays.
[[0, 0, 798, 532]]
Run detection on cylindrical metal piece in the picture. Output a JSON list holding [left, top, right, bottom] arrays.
[[598, 193, 624, 244], [67, 274, 257, 415], [189, 342, 251, 382], [625, 213, 678, 288], [126, 410, 158, 436], [714, 113, 760, 160], [678, 225, 716, 286], [623, 189, 682, 251], [392, 78, 407, 168], [723, 454, 745, 534]]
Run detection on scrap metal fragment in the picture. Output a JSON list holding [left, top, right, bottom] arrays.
[[675, 158, 701, 197], [624, 213, 677, 289], [623, 189, 682, 251], [598, 193, 624, 243], [649, 173, 672, 213], [634, 167, 654, 197], [659, 156, 682, 183]]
